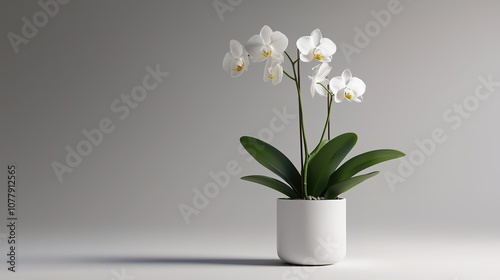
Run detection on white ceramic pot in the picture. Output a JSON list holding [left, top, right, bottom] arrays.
[[277, 198, 346, 265]]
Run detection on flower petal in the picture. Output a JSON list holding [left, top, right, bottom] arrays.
[[342, 69, 352, 85], [296, 36, 314, 55], [311, 63, 320, 76], [309, 78, 316, 97], [300, 52, 314, 62], [315, 80, 328, 96], [318, 38, 337, 57], [329, 76, 346, 95], [270, 31, 288, 54], [263, 58, 273, 81], [271, 52, 284, 63], [319, 56, 331, 63], [260, 25, 272, 45], [349, 77, 366, 96], [273, 64, 283, 85], [317, 63, 332, 79], [351, 96, 363, 102], [334, 90, 344, 103], [230, 40, 243, 58], [245, 35, 265, 62], [223, 52, 233, 72], [310, 29, 322, 46], [243, 55, 249, 70]]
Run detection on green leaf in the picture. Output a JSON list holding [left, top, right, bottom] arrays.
[[241, 175, 300, 198], [328, 149, 405, 186], [307, 133, 357, 197], [309, 138, 329, 160], [240, 136, 302, 195], [323, 171, 380, 199]]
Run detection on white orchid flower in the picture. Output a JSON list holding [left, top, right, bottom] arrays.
[[263, 55, 284, 85], [223, 40, 249, 77], [329, 69, 366, 103], [296, 29, 337, 63], [308, 63, 331, 97], [245, 25, 289, 62]]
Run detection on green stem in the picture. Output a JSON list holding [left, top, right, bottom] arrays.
[[319, 94, 334, 142], [287, 52, 308, 156], [285, 50, 313, 198], [296, 50, 310, 197], [283, 70, 295, 81], [297, 90, 308, 155], [303, 158, 310, 198], [312, 83, 334, 152], [284, 51, 294, 67], [327, 88, 331, 140]]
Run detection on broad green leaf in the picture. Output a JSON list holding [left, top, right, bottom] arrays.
[[328, 149, 405, 186], [240, 136, 302, 195], [323, 171, 380, 199], [309, 139, 329, 160], [307, 133, 357, 197], [241, 175, 300, 198]]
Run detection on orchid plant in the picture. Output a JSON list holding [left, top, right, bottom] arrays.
[[223, 26, 405, 200]]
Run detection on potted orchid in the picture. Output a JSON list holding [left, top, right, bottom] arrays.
[[223, 26, 404, 265]]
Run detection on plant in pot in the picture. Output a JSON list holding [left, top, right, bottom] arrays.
[[223, 25, 405, 265]]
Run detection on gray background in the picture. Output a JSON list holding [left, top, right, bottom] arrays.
[[1, 0, 499, 279]]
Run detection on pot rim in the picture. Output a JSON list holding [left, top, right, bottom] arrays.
[[277, 197, 345, 202]]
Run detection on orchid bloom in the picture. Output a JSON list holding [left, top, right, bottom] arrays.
[[296, 29, 337, 63], [223, 40, 249, 77], [245, 25, 288, 62], [263, 55, 284, 85], [308, 63, 331, 97], [329, 69, 366, 103]]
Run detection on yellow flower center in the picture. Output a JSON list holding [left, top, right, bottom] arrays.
[[263, 50, 272, 57], [235, 59, 245, 72], [345, 88, 353, 99], [268, 73, 275, 79], [313, 49, 324, 60]]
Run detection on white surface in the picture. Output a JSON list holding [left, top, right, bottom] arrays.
[[4, 229, 499, 280]]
